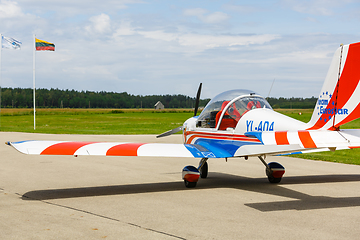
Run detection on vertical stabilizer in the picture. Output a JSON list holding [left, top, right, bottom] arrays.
[[307, 42, 360, 130]]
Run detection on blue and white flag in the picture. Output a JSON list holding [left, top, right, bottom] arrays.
[[1, 36, 22, 49]]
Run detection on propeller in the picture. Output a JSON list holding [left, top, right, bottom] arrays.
[[194, 83, 202, 117], [156, 126, 183, 138], [156, 83, 202, 138]]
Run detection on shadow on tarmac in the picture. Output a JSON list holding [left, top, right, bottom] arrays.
[[22, 172, 360, 212]]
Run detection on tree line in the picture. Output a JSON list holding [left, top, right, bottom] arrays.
[[0, 88, 210, 109], [0, 88, 317, 109], [267, 97, 317, 109]]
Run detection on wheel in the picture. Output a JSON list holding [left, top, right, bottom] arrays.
[[267, 175, 282, 183], [184, 180, 197, 188], [200, 161, 208, 178], [266, 162, 285, 184]]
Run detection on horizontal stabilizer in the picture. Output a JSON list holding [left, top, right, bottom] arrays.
[[240, 129, 360, 156], [235, 144, 303, 157]]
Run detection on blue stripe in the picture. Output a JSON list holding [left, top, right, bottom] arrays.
[[185, 144, 212, 158], [12, 140, 34, 144], [185, 142, 233, 158], [244, 131, 263, 143], [193, 138, 261, 157], [276, 151, 303, 156], [196, 141, 233, 158]]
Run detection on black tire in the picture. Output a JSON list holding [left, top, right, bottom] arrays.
[[268, 176, 282, 184], [184, 180, 197, 188], [266, 162, 284, 184], [200, 162, 208, 178]]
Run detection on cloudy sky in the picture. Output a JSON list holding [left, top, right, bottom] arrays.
[[0, 0, 359, 98]]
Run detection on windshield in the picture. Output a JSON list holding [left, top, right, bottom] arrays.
[[196, 89, 272, 129]]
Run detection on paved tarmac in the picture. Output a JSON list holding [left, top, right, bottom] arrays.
[[1, 132, 360, 239]]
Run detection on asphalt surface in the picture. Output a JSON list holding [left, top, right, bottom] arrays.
[[1, 132, 360, 239]]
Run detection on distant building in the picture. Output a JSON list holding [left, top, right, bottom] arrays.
[[154, 101, 164, 110]]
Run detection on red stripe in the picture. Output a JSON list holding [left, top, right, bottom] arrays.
[[106, 143, 146, 156], [272, 169, 285, 178], [275, 131, 289, 145], [335, 43, 360, 112], [186, 134, 260, 144], [334, 101, 360, 128], [185, 131, 253, 138], [298, 131, 317, 148], [41, 142, 95, 155], [185, 131, 261, 144], [183, 173, 200, 182], [36, 46, 55, 51], [349, 146, 360, 149], [308, 42, 360, 130]]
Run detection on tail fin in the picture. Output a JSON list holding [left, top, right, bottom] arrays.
[[307, 42, 360, 130]]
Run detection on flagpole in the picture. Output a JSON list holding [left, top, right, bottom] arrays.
[[0, 34, 2, 130], [33, 34, 36, 130]]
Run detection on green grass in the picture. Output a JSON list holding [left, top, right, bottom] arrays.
[[0, 108, 192, 135], [1, 108, 360, 165]]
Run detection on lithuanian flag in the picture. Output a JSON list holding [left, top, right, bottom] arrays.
[[35, 38, 55, 51]]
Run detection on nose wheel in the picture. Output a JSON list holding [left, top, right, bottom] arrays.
[[198, 158, 208, 178]]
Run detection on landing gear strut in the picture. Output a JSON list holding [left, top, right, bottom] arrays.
[[258, 156, 285, 183], [182, 158, 208, 188]]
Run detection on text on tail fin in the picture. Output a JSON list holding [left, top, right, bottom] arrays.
[[307, 42, 360, 130]]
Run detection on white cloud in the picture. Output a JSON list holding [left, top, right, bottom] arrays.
[[85, 13, 111, 34], [0, 0, 23, 18], [0, 1, 358, 99], [282, 0, 354, 16], [222, 4, 260, 14], [202, 12, 229, 24], [113, 21, 136, 36], [305, 17, 319, 23], [137, 30, 279, 52], [183, 8, 207, 17], [184, 8, 229, 24], [13, 0, 143, 17]]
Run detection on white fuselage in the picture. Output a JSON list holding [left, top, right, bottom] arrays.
[[236, 108, 307, 134], [183, 108, 307, 144]]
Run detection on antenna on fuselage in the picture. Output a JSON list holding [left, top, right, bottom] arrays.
[[266, 78, 275, 100]]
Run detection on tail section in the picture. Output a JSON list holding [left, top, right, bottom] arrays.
[[307, 42, 360, 130]]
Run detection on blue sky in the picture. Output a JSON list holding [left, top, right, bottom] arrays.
[[0, 0, 360, 99]]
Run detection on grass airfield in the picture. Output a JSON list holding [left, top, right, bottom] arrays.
[[1, 108, 360, 165], [0, 108, 193, 135]]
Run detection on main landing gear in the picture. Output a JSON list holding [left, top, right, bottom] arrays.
[[182, 158, 208, 188], [181, 156, 285, 188], [258, 156, 285, 183]]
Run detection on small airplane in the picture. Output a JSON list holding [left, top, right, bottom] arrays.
[[6, 41, 360, 188]]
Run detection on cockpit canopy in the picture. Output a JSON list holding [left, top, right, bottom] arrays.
[[196, 89, 272, 130]]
